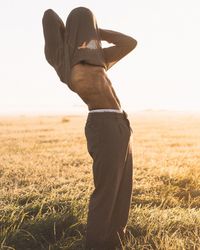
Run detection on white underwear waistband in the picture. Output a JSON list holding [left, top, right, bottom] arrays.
[[89, 108, 123, 113]]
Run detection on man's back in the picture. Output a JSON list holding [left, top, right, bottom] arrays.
[[70, 62, 121, 111]]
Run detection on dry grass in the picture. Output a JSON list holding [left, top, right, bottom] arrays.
[[0, 111, 200, 249]]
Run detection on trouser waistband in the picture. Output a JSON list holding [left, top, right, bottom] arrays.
[[88, 109, 126, 118], [89, 108, 123, 113], [87, 109, 133, 133]]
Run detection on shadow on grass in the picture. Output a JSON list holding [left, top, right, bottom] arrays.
[[2, 201, 87, 250]]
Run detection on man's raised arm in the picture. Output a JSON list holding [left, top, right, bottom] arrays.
[[99, 28, 137, 70]]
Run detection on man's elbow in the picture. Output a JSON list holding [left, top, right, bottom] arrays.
[[128, 37, 137, 51]]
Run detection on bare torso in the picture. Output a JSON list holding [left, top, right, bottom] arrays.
[[70, 63, 121, 111]]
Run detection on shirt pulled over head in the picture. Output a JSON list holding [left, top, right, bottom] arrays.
[[42, 7, 106, 91]]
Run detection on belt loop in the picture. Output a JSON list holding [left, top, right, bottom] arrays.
[[122, 110, 133, 134], [122, 110, 128, 119]]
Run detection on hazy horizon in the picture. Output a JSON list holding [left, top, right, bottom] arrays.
[[1, 108, 200, 118]]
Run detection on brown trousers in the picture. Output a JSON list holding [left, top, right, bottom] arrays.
[[84, 110, 133, 249]]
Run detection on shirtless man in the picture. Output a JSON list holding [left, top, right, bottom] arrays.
[[42, 7, 137, 250], [70, 27, 136, 112], [70, 62, 121, 111]]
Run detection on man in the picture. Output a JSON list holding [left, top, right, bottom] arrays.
[[42, 7, 137, 250]]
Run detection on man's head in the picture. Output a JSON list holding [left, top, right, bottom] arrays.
[[66, 7, 96, 28], [66, 6, 101, 50]]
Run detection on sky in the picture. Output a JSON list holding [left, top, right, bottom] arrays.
[[0, 0, 200, 115]]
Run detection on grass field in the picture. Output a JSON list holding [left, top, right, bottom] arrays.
[[0, 111, 200, 250]]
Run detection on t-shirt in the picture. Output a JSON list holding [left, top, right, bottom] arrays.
[[42, 7, 136, 91]]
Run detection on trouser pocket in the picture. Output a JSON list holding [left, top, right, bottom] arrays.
[[85, 119, 103, 158]]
